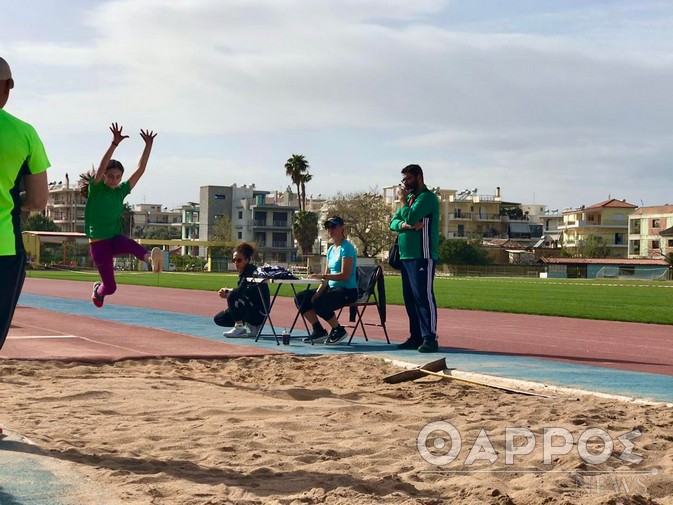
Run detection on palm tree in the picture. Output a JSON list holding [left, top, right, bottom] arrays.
[[284, 154, 309, 211], [299, 172, 312, 212], [121, 203, 134, 237], [292, 210, 319, 257]]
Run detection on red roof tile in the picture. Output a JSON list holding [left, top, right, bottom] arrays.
[[630, 205, 673, 216], [585, 198, 638, 210]]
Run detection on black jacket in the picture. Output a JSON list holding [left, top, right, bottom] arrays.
[[236, 263, 271, 312]]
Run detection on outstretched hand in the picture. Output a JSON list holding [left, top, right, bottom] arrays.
[[109, 122, 129, 145], [140, 129, 157, 145]]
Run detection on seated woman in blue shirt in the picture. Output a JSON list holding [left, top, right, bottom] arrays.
[[295, 215, 358, 344]]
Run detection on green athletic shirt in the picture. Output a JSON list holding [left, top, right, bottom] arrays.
[[0, 109, 50, 256], [390, 185, 440, 261], [84, 180, 131, 239]]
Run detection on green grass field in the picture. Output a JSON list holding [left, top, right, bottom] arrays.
[[25, 269, 673, 325]]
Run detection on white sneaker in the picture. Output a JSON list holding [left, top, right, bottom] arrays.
[[223, 324, 250, 338], [150, 247, 163, 272]]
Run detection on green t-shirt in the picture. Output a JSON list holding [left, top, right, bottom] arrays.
[[84, 180, 131, 239], [390, 185, 440, 261], [0, 109, 50, 256]]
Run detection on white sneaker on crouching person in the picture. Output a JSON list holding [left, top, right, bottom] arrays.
[[223, 323, 250, 338]]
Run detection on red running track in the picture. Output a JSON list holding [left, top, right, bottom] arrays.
[[5, 278, 673, 375]]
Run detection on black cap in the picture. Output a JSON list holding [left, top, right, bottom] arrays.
[[324, 215, 345, 228]]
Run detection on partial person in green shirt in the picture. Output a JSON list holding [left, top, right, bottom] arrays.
[[0, 56, 50, 350], [83, 122, 161, 308]]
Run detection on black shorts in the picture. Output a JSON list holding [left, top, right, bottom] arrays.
[[0, 253, 27, 349]]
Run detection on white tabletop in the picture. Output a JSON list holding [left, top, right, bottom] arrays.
[[245, 277, 320, 284]]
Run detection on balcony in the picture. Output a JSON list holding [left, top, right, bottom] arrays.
[[271, 241, 288, 248], [253, 220, 290, 228], [476, 214, 501, 221], [452, 212, 472, 220]]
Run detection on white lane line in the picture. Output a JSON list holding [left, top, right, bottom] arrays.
[[7, 335, 79, 339]]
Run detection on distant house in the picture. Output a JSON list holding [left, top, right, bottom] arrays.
[[559, 199, 638, 258], [627, 205, 673, 259]]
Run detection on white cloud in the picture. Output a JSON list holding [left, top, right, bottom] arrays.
[[4, 0, 673, 211]]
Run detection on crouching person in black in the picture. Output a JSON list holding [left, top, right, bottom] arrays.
[[214, 242, 270, 338]]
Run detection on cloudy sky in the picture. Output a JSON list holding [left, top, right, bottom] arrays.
[[3, 0, 673, 211]]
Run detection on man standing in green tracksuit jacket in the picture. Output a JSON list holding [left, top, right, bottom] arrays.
[[390, 164, 440, 353]]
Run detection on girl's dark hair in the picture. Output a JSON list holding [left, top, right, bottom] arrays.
[[234, 242, 255, 260], [107, 159, 124, 173], [80, 159, 125, 198]]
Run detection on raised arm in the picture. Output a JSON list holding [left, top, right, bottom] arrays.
[[127, 129, 157, 190], [94, 123, 128, 184]]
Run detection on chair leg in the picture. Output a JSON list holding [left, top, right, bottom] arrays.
[[381, 321, 390, 344], [347, 306, 368, 344]]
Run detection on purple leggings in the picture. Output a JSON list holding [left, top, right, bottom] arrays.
[[90, 235, 149, 297]]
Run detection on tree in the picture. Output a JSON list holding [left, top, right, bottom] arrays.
[[141, 227, 181, 240], [292, 210, 319, 257], [121, 203, 134, 237], [574, 234, 612, 258], [439, 237, 491, 265], [211, 213, 234, 258], [299, 172, 312, 212], [22, 213, 60, 232], [327, 190, 395, 257], [284, 154, 309, 211]]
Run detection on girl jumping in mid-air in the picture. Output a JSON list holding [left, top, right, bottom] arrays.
[[83, 122, 160, 307]]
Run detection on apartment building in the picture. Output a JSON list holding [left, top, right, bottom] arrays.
[[537, 208, 563, 249], [132, 203, 181, 237], [199, 184, 298, 263], [559, 199, 637, 258], [178, 202, 200, 256], [448, 188, 504, 238], [44, 174, 86, 233], [628, 205, 673, 258]]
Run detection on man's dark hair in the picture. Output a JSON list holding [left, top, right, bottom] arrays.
[[401, 164, 423, 178]]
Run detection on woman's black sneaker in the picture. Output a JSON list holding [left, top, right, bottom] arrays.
[[302, 327, 328, 343], [325, 326, 348, 345], [397, 337, 423, 350]]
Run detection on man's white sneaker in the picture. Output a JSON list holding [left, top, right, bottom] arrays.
[[150, 247, 163, 272], [223, 324, 250, 338]]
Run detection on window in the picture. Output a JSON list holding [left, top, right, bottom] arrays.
[[614, 233, 623, 245], [237, 231, 242, 239], [214, 194, 226, 200], [238, 211, 243, 219], [652, 219, 660, 228], [457, 225, 464, 237], [652, 240, 660, 249], [273, 211, 288, 227], [272, 232, 287, 248], [668, 239, 673, 247]]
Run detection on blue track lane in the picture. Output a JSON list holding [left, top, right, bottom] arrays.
[[18, 293, 673, 403]]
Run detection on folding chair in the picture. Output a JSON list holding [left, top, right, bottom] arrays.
[[339, 264, 390, 345]]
